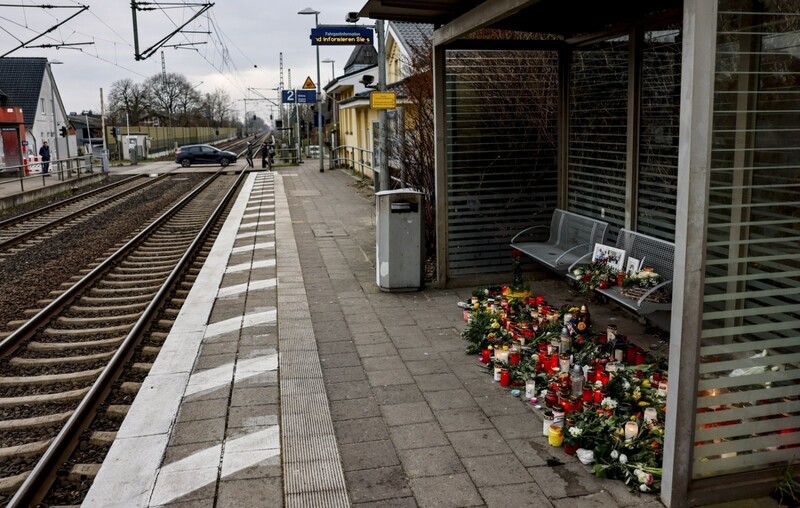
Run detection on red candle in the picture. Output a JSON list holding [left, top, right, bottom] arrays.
[[481, 348, 491, 363], [598, 334, 608, 344], [500, 369, 510, 387], [598, 371, 610, 386], [582, 387, 593, 402], [548, 354, 560, 373], [586, 367, 596, 384], [636, 350, 647, 365], [509, 351, 520, 365], [535, 295, 545, 305], [594, 389, 604, 404], [626, 344, 637, 365]]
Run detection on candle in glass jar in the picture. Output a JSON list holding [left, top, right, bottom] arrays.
[[525, 379, 537, 399], [559, 353, 571, 373], [500, 368, 510, 387], [607, 324, 618, 343], [624, 421, 639, 441], [493, 365, 502, 382], [542, 410, 554, 436], [644, 407, 658, 423]]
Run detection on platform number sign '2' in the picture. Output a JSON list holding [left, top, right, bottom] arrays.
[[282, 89, 316, 104]]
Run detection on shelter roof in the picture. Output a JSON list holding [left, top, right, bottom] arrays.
[[359, 0, 681, 39]]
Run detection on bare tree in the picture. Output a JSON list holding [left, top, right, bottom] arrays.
[[107, 78, 150, 125], [145, 72, 192, 127], [203, 88, 235, 128]]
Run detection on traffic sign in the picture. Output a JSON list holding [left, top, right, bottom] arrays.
[[370, 91, 397, 110], [302, 76, 316, 89], [310, 26, 373, 46], [282, 89, 317, 104]]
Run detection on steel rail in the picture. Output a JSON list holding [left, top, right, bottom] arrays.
[[0, 175, 142, 230], [4, 167, 247, 506]]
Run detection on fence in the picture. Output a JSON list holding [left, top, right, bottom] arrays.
[[105, 126, 238, 160], [0, 155, 98, 194]]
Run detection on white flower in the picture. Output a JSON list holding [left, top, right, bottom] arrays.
[[601, 397, 618, 410], [568, 426, 582, 438], [623, 381, 631, 390], [619, 453, 628, 464], [610, 450, 619, 459], [640, 484, 650, 492], [594, 380, 603, 388]]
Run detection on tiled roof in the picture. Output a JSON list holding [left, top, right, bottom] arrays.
[[344, 45, 378, 72], [0, 57, 47, 127], [389, 22, 433, 52]]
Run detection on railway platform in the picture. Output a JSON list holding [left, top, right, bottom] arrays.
[[5, 160, 767, 507]]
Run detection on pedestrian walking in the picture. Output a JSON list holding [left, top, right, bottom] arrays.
[[260, 141, 269, 169], [39, 141, 51, 176], [245, 142, 254, 168]]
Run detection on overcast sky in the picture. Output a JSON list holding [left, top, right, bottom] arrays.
[[0, 1, 370, 120]]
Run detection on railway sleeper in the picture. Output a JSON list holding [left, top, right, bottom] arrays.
[[174, 289, 190, 298], [120, 382, 142, 394], [0, 367, 102, 386], [95, 280, 166, 289], [149, 332, 168, 343], [157, 319, 175, 328], [0, 438, 53, 459], [141, 346, 161, 357], [28, 337, 125, 351], [132, 362, 153, 373], [0, 387, 90, 407], [69, 302, 149, 314], [44, 324, 132, 335], [68, 463, 101, 482], [10, 350, 115, 367], [57, 313, 142, 325], [0, 410, 73, 431], [79, 293, 157, 304], [0, 471, 30, 494], [105, 405, 130, 419], [106, 270, 173, 280], [90, 431, 117, 447]]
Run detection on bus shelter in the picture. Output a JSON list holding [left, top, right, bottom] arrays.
[[358, 1, 799, 506]]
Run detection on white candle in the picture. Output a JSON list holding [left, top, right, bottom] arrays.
[[493, 365, 502, 382], [624, 421, 639, 441], [525, 379, 537, 399], [644, 407, 658, 424]]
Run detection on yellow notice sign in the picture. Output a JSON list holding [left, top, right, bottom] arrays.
[[302, 76, 316, 89], [370, 91, 397, 110]]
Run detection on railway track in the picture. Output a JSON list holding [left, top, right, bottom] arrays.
[[0, 169, 247, 506], [0, 175, 159, 255]]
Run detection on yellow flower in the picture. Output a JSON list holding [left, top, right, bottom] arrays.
[[473, 303, 479, 310], [491, 321, 500, 329], [642, 380, 651, 388], [638, 401, 649, 407]]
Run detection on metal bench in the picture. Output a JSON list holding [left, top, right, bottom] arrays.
[[594, 229, 675, 315], [510, 209, 609, 274]]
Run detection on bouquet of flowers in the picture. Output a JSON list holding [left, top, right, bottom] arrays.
[[572, 261, 619, 294]]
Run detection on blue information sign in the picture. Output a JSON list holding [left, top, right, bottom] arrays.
[[310, 26, 373, 46], [282, 90, 317, 104]]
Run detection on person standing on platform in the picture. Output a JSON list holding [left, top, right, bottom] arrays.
[[260, 141, 269, 169], [39, 141, 51, 176], [245, 142, 254, 168]]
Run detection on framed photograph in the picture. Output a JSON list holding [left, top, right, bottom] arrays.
[[592, 243, 626, 271], [626, 256, 642, 273]]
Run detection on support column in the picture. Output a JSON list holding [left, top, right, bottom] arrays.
[[625, 26, 643, 230], [661, 1, 717, 506], [433, 42, 448, 287], [557, 46, 571, 210]]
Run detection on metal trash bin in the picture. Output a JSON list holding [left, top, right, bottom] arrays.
[[376, 189, 424, 291]]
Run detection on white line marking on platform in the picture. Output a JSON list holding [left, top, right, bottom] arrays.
[[226, 259, 276, 274], [242, 212, 275, 219], [231, 241, 275, 254], [236, 230, 275, 240], [185, 352, 278, 397], [217, 278, 278, 299], [205, 309, 276, 338], [239, 220, 276, 229]]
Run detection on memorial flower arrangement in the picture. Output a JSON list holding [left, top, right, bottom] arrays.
[[572, 260, 619, 294], [462, 286, 669, 495]]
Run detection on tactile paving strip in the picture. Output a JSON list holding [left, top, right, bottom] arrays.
[[274, 174, 350, 508]]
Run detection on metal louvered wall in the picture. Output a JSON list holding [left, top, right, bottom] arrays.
[[693, 2, 800, 478], [637, 28, 682, 241], [567, 38, 629, 239], [445, 51, 558, 278]]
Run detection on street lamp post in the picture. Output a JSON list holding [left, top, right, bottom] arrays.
[[298, 7, 324, 173], [321, 58, 335, 83]]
